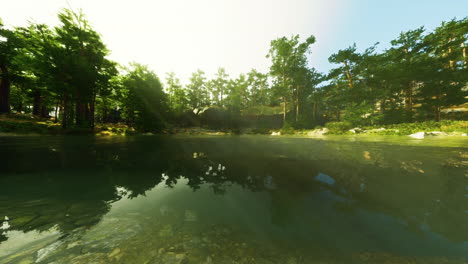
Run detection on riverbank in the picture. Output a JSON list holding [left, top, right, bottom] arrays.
[[0, 114, 133, 136], [1, 114, 467, 138], [270, 120, 468, 138]]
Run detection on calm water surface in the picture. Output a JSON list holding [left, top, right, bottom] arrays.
[[0, 135, 467, 264]]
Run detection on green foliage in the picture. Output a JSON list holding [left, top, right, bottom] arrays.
[[241, 105, 283, 116], [246, 69, 270, 107], [186, 69, 208, 109], [267, 35, 317, 123], [342, 102, 382, 126], [280, 121, 295, 135], [320, 17, 467, 126], [325, 121, 353, 134], [0, 117, 60, 134], [199, 106, 230, 129], [0, 20, 24, 113], [121, 63, 169, 132], [363, 120, 468, 135], [165, 72, 189, 114], [250, 127, 271, 134], [1, 10, 467, 134], [208, 67, 229, 106]]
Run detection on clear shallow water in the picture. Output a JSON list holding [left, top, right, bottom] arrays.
[[0, 135, 467, 264]]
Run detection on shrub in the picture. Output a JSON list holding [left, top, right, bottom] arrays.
[[251, 127, 271, 134], [342, 102, 382, 126], [325, 121, 353, 134], [280, 121, 295, 135]]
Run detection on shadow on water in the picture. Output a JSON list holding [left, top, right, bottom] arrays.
[[0, 135, 467, 263]]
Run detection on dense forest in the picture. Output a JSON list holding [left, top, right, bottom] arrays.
[[0, 9, 467, 132]]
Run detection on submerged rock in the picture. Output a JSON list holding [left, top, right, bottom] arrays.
[[203, 256, 213, 264], [160, 205, 171, 216], [162, 252, 187, 264], [286, 257, 298, 264], [263, 175, 277, 190], [184, 210, 198, 222], [36, 240, 64, 263], [107, 247, 122, 260], [159, 225, 174, 237], [315, 173, 335, 185], [66, 240, 82, 249], [1, 220, 10, 230], [151, 251, 187, 264]]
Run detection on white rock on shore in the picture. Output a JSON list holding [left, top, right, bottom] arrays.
[[427, 131, 448, 136], [409, 131, 449, 139], [349, 127, 366, 134], [307, 128, 329, 136], [409, 132, 425, 139]]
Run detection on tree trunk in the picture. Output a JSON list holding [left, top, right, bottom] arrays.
[[17, 100, 23, 113], [343, 61, 354, 88], [54, 99, 60, 123], [75, 92, 91, 129], [380, 99, 386, 115], [312, 101, 318, 123], [282, 71, 287, 124], [448, 38, 455, 69], [404, 82, 413, 121], [434, 95, 441, 122], [434, 106, 441, 122], [62, 95, 68, 129], [220, 89, 223, 107], [89, 96, 95, 129], [41, 105, 48, 118], [103, 100, 108, 123], [462, 42, 466, 66], [33, 91, 42, 116], [295, 86, 300, 122], [282, 96, 287, 123], [75, 101, 84, 127], [0, 64, 11, 114]]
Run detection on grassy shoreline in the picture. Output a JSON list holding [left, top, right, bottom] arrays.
[[1, 114, 467, 137], [285, 120, 468, 137]]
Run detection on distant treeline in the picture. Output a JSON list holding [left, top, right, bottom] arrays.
[[0, 9, 466, 131]]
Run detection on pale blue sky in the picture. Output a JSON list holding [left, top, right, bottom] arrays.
[[1, 0, 467, 83], [315, 0, 468, 73]]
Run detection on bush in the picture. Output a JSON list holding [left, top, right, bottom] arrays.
[[364, 120, 468, 135], [280, 122, 295, 135], [440, 120, 468, 133], [342, 102, 382, 126], [251, 127, 271, 134], [199, 106, 229, 129], [325, 121, 353, 134]]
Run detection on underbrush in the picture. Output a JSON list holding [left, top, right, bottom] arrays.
[[323, 120, 468, 135], [0, 114, 131, 136]]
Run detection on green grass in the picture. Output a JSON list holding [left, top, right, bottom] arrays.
[[323, 120, 468, 135], [0, 114, 131, 136]]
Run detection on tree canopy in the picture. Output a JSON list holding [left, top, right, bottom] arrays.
[[0, 10, 466, 132]]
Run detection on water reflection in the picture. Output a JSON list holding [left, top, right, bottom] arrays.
[[0, 135, 467, 263]]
